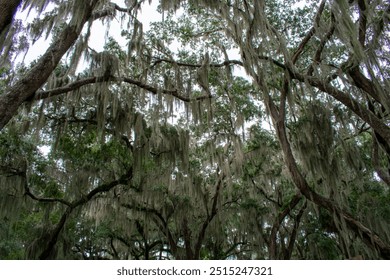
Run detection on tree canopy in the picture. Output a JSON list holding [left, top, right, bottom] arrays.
[[0, 0, 389, 260]]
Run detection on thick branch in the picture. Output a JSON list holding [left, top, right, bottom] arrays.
[[347, 66, 388, 109], [284, 201, 306, 260], [357, 0, 367, 47], [194, 172, 225, 259]]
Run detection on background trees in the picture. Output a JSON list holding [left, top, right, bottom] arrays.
[[0, 0, 389, 259]]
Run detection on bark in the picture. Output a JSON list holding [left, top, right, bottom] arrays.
[[0, 0, 21, 39], [0, 0, 100, 130]]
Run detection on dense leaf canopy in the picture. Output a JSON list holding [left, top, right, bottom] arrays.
[[0, 0, 389, 260]]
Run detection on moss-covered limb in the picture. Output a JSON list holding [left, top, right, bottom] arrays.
[[357, 0, 368, 47], [37, 167, 133, 259], [32, 75, 212, 103], [24, 184, 72, 207], [307, 19, 336, 76], [149, 58, 243, 69], [347, 66, 390, 110]]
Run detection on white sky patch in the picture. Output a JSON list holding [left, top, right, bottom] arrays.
[[38, 144, 51, 157]]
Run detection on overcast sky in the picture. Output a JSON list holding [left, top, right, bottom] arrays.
[[16, 0, 161, 65]]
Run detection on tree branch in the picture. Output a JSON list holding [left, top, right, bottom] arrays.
[[307, 18, 335, 76], [24, 184, 72, 207], [269, 193, 302, 259], [284, 201, 306, 260], [357, 0, 368, 47], [150, 58, 243, 69], [38, 167, 133, 259], [291, 0, 326, 64], [194, 172, 225, 258], [32, 75, 212, 103], [289, 70, 390, 145]]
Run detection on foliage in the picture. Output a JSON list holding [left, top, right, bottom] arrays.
[[0, 0, 389, 260]]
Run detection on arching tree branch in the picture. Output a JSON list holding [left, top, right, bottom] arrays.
[[38, 167, 133, 259], [32, 75, 212, 102]]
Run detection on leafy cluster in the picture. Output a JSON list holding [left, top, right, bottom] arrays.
[[0, 0, 389, 260]]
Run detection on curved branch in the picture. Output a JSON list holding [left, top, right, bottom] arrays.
[[38, 167, 133, 259], [150, 58, 243, 69], [307, 18, 336, 76], [33, 77, 101, 100], [291, 0, 326, 64], [289, 70, 390, 145], [24, 184, 72, 207], [33, 75, 212, 102], [266, 85, 390, 259]]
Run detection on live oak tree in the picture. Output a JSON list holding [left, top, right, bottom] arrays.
[[0, 0, 389, 259]]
